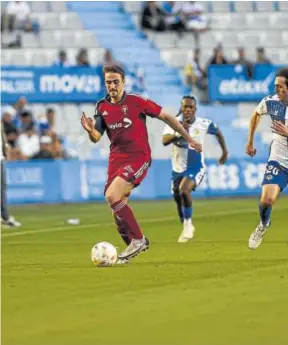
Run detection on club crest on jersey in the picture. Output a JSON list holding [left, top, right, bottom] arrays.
[[266, 174, 273, 181], [122, 105, 128, 115]]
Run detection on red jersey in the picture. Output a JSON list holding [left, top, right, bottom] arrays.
[[94, 92, 162, 159]]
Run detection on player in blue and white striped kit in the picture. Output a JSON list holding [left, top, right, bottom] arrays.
[[162, 96, 228, 243], [246, 68, 288, 249]]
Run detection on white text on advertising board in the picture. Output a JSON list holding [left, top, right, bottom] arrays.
[[40, 75, 101, 93], [219, 72, 274, 95]]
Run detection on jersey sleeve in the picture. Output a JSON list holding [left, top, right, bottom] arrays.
[[255, 97, 268, 116], [94, 115, 106, 135], [93, 101, 106, 134], [207, 121, 219, 135], [143, 98, 162, 118]]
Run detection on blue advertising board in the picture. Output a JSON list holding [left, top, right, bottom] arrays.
[[1, 66, 143, 103], [5, 158, 287, 205], [208, 64, 287, 102]]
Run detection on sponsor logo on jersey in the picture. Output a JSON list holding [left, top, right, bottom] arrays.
[[108, 117, 132, 130], [266, 174, 273, 180], [123, 117, 132, 128]]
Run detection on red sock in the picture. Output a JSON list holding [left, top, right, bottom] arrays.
[[113, 212, 131, 245], [111, 200, 143, 240]]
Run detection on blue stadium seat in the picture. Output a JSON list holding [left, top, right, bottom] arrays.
[[67, 1, 122, 12]]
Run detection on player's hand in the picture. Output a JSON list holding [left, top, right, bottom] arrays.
[[81, 112, 94, 133], [218, 151, 228, 165], [246, 143, 256, 157], [272, 121, 288, 137], [188, 138, 202, 152]]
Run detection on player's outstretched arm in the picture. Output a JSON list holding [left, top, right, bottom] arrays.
[[215, 130, 228, 165], [246, 110, 261, 157], [158, 111, 202, 152], [162, 133, 181, 146], [80, 112, 102, 143], [272, 121, 288, 137]]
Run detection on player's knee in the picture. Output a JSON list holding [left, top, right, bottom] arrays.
[[179, 189, 189, 202], [105, 190, 119, 206], [260, 195, 275, 206]]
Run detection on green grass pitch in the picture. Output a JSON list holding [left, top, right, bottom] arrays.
[[2, 197, 288, 345]]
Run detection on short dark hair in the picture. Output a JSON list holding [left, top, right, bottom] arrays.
[[182, 95, 197, 104], [46, 108, 55, 114], [103, 64, 125, 80], [20, 110, 31, 118], [276, 68, 288, 87], [176, 95, 197, 116]]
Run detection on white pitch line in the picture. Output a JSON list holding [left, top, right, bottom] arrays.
[[1, 216, 176, 238], [16, 200, 228, 223], [2, 206, 288, 238]]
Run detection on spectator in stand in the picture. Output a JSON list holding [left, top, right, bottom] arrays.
[[53, 50, 70, 67], [2, 106, 16, 132], [185, 49, 209, 103], [3, 1, 30, 31], [185, 48, 207, 88], [177, 1, 210, 46], [208, 46, 229, 66], [180, 1, 209, 32], [17, 123, 40, 159], [17, 110, 34, 132], [46, 108, 56, 132], [31, 136, 54, 160], [76, 48, 90, 67], [51, 136, 72, 160], [4, 125, 22, 161], [162, 1, 185, 36], [14, 96, 28, 116], [256, 47, 271, 64], [4, 123, 18, 148], [234, 47, 253, 78], [141, 1, 166, 32], [1, 107, 21, 158], [38, 108, 56, 136], [4, 1, 39, 33]]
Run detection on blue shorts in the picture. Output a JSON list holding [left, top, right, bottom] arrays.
[[262, 160, 288, 191], [171, 171, 185, 196], [171, 167, 206, 192]]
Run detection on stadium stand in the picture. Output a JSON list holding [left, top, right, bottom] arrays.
[[1, 1, 287, 162]]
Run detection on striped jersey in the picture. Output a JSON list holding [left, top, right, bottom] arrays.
[[163, 115, 219, 173], [255, 94, 288, 169]]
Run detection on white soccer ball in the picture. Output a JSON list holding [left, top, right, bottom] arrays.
[[91, 242, 118, 267]]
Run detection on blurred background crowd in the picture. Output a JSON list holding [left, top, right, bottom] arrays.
[[2, 97, 73, 161], [1, 1, 287, 163]]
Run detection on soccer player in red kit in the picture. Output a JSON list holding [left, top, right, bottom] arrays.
[[81, 65, 202, 263]]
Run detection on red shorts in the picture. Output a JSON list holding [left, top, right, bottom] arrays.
[[104, 155, 151, 195]]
